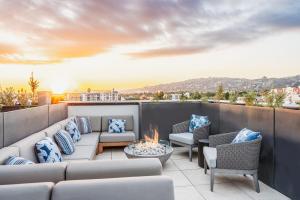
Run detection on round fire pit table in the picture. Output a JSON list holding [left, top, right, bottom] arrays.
[[124, 141, 173, 165]]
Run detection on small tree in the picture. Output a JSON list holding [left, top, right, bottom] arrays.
[[274, 92, 286, 107], [17, 88, 30, 107], [244, 91, 256, 106], [28, 72, 39, 104], [229, 92, 238, 103], [180, 92, 188, 101], [215, 84, 224, 101], [266, 92, 275, 107], [191, 92, 201, 100], [224, 92, 230, 100], [1, 87, 16, 106], [153, 91, 164, 100]]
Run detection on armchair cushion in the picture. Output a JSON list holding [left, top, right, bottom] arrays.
[[188, 114, 209, 133], [203, 147, 217, 168], [232, 128, 261, 144], [169, 133, 194, 145]]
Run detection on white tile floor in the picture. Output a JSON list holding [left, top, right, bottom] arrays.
[[96, 147, 290, 200]]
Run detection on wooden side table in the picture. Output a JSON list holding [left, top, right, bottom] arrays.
[[198, 139, 209, 168]]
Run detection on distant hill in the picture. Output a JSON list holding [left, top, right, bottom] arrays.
[[122, 75, 300, 93]]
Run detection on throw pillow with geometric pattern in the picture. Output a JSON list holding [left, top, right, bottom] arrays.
[[65, 121, 81, 142], [108, 119, 126, 133], [35, 137, 63, 163], [54, 130, 75, 155], [5, 156, 34, 165]]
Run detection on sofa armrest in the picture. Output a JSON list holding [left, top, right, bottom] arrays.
[[52, 176, 174, 200], [209, 132, 238, 147], [0, 182, 54, 200], [66, 158, 162, 180], [216, 138, 262, 170], [0, 162, 67, 185], [172, 120, 189, 133]]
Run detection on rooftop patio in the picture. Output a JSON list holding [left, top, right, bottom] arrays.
[[97, 147, 289, 200], [0, 102, 299, 200]]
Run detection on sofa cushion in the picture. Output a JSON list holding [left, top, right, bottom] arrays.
[[52, 176, 174, 200], [100, 131, 135, 143], [4, 156, 34, 165], [189, 114, 209, 133], [11, 131, 46, 163], [75, 132, 99, 146], [35, 137, 63, 163], [54, 130, 75, 155], [102, 115, 133, 132], [0, 146, 19, 164], [108, 119, 126, 133], [76, 116, 92, 134], [62, 146, 96, 161], [0, 182, 54, 200], [169, 132, 194, 145], [44, 124, 62, 141], [203, 147, 217, 168], [0, 162, 67, 184], [77, 116, 101, 132], [66, 158, 162, 180], [65, 121, 81, 142]]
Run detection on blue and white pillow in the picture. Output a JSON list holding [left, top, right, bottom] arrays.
[[5, 156, 34, 165], [189, 114, 210, 132], [65, 121, 81, 142], [35, 137, 63, 163], [108, 119, 126, 133], [232, 128, 261, 144], [76, 117, 92, 134], [54, 130, 75, 155]]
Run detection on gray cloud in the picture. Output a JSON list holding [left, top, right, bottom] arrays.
[[0, 0, 299, 63]]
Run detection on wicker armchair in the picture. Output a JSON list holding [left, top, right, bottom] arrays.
[[203, 132, 262, 192], [169, 120, 210, 161]]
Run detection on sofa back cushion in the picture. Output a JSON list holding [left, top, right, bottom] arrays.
[[76, 116, 101, 132], [10, 131, 46, 163], [102, 115, 133, 132], [35, 137, 63, 163], [0, 147, 19, 165], [76, 117, 92, 134], [44, 124, 62, 141], [0, 182, 54, 200], [0, 162, 67, 184]]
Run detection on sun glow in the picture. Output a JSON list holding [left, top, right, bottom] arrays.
[[50, 79, 70, 94]]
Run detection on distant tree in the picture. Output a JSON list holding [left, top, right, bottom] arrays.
[[180, 92, 188, 101], [274, 92, 286, 107], [224, 92, 230, 100], [215, 84, 224, 101], [28, 72, 39, 104], [87, 88, 91, 93], [153, 91, 164, 100], [229, 92, 238, 103], [244, 91, 256, 106], [191, 92, 201, 100], [1, 87, 16, 106], [265, 92, 275, 107]]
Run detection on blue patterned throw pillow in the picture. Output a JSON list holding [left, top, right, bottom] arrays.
[[232, 128, 261, 144], [35, 137, 63, 163], [65, 121, 81, 142], [54, 130, 75, 155], [5, 156, 34, 165], [188, 114, 209, 133], [108, 119, 126, 133], [76, 117, 92, 134]]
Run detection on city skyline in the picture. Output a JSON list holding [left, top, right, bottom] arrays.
[[0, 0, 300, 93]]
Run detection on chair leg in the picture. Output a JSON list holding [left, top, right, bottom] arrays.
[[204, 159, 207, 174], [210, 168, 215, 192], [188, 146, 192, 162], [253, 172, 260, 193]]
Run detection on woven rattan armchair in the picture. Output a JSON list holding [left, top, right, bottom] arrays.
[[203, 132, 262, 192], [169, 120, 210, 161]]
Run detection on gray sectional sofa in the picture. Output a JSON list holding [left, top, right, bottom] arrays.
[[0, 115, 174, 200]]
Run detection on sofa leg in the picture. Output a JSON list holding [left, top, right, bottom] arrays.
[[253, 172, 260, 193], [188, 146, 192, 162], [204, 159, 207, 174], [210, 168, 214, 192], [98, 143, 104, 154]]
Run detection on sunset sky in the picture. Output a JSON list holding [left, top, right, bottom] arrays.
[[0, 0, 299, 93]]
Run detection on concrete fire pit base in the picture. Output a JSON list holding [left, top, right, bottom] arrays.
[[124, 145, 173, 165]]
